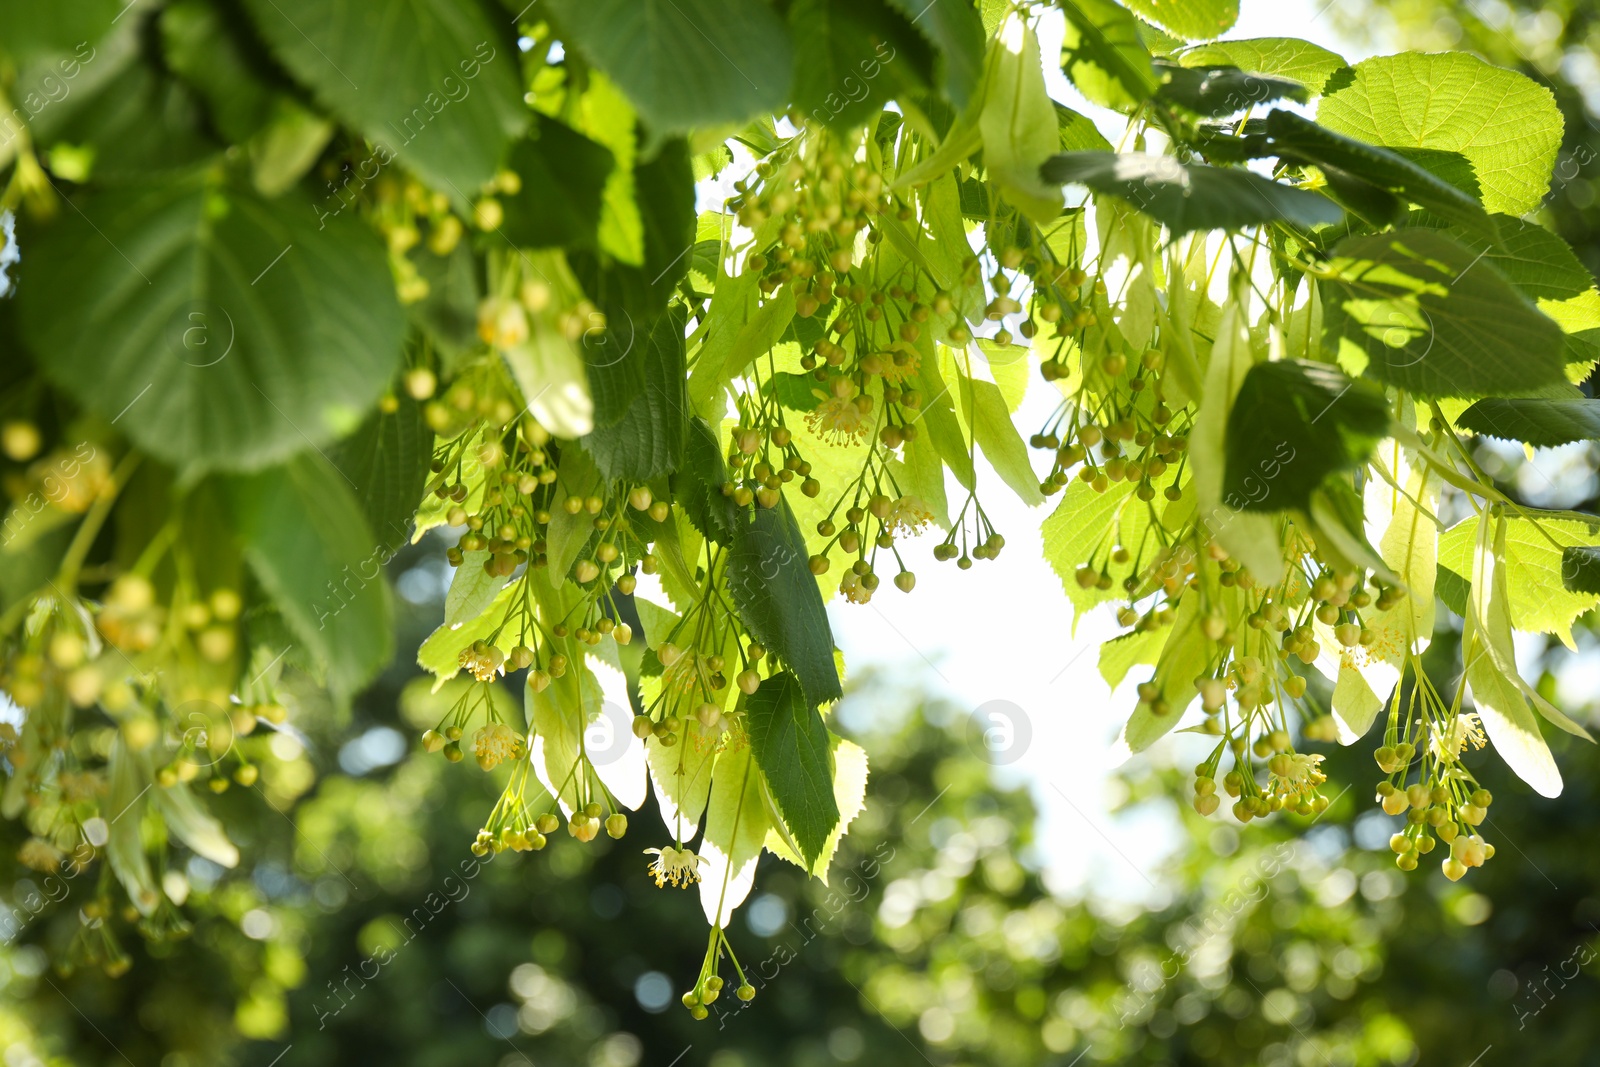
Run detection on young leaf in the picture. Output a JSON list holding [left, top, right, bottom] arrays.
[[444, 551, 503, 628], [1317, 52, 1562, 216], [18, 179, 404, 474], [1123, 0, 1237, 41], [743, 672, 840, 868], [979, 15, 1064, 224], [1222, 360, 1389, 512], [545, 0, 791, 138], [227, 455, 393, 700], [727, 496, 843, 710], [242, 0, 527, 197], [1040, 152, 1342, 235], [1458, 398, 1600, 447], [1436, 510, 1600, 646], [584, 306, 689, 483], [545, 445, 603, 581], [688, 288, 795, 416], [1176, 37, 1348, 96], [1058, 0, 1159, 111], [1320, 229, 1566, 399]]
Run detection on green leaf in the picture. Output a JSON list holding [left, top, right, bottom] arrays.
[[1261, 110, 1491, 233], [1320, 229, 1567, 399], [417, 582, 517, 684], [964, 375, 1044, 506], [1058, 0, 1159, 111], [545, 0, 792, 137], [327, 395, 433, 545], [688, 289, 795, 416], [0, 4, 117, 69], [18, 178, 404, 473], [1041, 478, 1145, 619], [1099, 627, 1164, 689], [444, 551, 503, 628], [790, 0, 929, 133], [1441, 214, 1600, 365], [1123, 0, 1237, 41], [885, 0, 986, 109], [762, 734, 868, 881], [1154, 61, 1307, 116], [1176, 37, 1347, 95], [1316, 52, 1562, 216], [243, 0, 527, 197], [227, 455, 393, 700], [1438, 510, 1600, 644], [672, 417, 737, 545], [1561, 547, 1600, 595], [1222, 360, 1388, 512], [743, 672, 840, 867], [584, 306, 689, 483], [979, 15, 1064, 224], [1041, 151, 1342, 235], [546, 445, 603, 581], [500, 115, 615, 249], [727, 495, 843, 710], [569, 138, 697, 326], [1057, 103, 1113, 152], [1458, 398, 1600, 447]]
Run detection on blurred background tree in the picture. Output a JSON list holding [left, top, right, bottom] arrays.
[[3, 534, 1598, 1067]]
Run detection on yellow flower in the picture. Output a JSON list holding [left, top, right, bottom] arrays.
[[473, 723, 522, 771], [459, 641, 505, 682], [1431, 712, 1486, 761], [806, 381, 867, 445], [476, 296, 529, 349], [839, 569, 873, 605], [879, 344, 921, 386], [887, 495, 934, 535], [644, 845, 702, 888], [18, 837, 63, 874]]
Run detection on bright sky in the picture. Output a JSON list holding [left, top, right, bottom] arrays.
[[822, 0, 1378, 904]]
